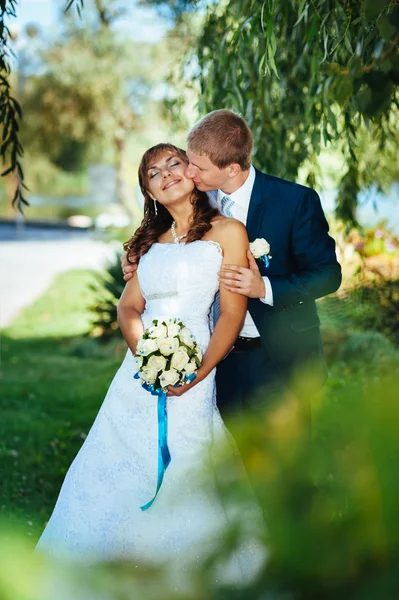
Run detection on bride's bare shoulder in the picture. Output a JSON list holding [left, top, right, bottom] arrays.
[[210, 216, 248, 238], [206, 217, 248, 253]]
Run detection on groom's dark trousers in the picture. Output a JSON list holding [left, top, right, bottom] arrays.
[[215, 169, 342, 423]]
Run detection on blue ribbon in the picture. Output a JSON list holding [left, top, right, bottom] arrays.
[[134, 372, 171, 511], [260, 254, 270, 268], [134, 371, 197, 510]]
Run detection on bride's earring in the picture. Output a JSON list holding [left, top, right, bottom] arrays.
[[153, 199, 158, 216]]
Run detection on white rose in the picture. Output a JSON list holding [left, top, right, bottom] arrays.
[[195, 346, 203, 362], [158, 336, 180, 356], [184, 361, 197, 376], [133, 355, 143, 370], [147, 323, 167, 339], [159, 369, 180, 387], [136, 338, 158, 357], [171, 348, 190, 371], [249, 238, 270, 259], [140, 366, 158, 385], [167, 322, 180, 337], [179, 327, 195, 348], [147, 354, 167, 372]]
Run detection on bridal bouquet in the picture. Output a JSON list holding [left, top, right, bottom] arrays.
[[134, 318, 202, 510], [133, 318, 202, 392]]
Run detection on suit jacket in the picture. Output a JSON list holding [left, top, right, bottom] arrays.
[[246, 169, 342, 380]]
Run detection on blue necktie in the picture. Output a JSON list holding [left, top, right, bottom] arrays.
[[213, 196, 234, 325], [220, 195, 234, 217]]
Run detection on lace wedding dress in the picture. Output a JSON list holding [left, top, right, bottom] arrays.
[[36, 240, 266, 585]]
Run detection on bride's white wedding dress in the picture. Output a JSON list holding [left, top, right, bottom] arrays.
[[36, 240, 266, 584]]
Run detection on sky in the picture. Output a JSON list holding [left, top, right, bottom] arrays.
[[10, 0, 168, 43]]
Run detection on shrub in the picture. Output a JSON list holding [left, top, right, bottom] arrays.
[[90, 253, 125, 341]]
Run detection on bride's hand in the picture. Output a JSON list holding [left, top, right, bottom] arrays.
[[166, 371, 204, 397], [166, 380, 196, 397], [121, 251, 138, 282]]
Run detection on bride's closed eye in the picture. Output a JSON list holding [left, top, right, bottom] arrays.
[[149, 161, 181, 179]]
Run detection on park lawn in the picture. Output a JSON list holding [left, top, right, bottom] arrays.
[[0, 270, 124, 540]]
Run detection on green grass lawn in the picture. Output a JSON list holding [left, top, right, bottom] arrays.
[[0, 270, 125, 539]]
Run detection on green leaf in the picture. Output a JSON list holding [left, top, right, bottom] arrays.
[[334, 77, 353, 105], [377, 15, 398, 41], [298, 0, 307, 18], [344, 34, 353, 55], [373, 38, 385, 58], [363, 0, 387, 22], [1, 165, 14, 177]]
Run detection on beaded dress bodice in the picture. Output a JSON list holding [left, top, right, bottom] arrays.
[[138, 240, 223, 349]]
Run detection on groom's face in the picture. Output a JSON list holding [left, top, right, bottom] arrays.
[[185, 149, 231, 192]]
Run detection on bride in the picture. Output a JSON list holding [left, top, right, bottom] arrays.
[[36, 143, 266, 585]]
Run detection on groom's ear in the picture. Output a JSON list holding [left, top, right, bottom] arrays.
[[227, 163, 242, 178]]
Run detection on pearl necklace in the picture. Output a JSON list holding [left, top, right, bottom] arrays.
[[171, 221, 188, 244]]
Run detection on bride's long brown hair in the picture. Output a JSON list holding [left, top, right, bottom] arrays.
[[124, 143, 219, 262]]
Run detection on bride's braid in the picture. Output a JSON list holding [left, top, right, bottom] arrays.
[[124, 144, 219, 263]]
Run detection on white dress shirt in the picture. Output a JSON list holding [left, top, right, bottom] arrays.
[[207, 165, 273, 338]]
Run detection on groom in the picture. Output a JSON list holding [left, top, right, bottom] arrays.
[[123, 110, 342, 419]]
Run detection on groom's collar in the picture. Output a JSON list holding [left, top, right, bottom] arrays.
[[216, 165, 256, 207]]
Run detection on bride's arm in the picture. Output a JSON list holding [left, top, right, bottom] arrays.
[[167, 219, 248, 396], [202, 219, 249, 373], [117, 273, 146, 354]]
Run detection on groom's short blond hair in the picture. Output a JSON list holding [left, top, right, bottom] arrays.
[[187, 109, 253, 171]]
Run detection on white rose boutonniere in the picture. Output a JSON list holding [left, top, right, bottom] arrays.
[[249, 238, 272, 268]]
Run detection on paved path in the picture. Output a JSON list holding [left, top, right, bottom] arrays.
[[0, 225, 120, 328]]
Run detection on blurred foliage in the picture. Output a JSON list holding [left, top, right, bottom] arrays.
[[336, 223, 399, 343], [22, 29, 155, 168], [1, 0, 189, 215], [20, 23, 161, 219], [0, 0, 27, 211], [166, 0, 399, 227], [337, 328, 398, 365], [139, 0, 197, 20], [89, 252, 125, 340], [320, 277, 399, 347], [348, 221, 399, 256]]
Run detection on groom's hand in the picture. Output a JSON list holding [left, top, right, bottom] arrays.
[[219, 249, 266, 299], [121, 251, 138, 282]]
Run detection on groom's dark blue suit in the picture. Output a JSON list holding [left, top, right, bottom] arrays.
[[216, 168, 342, 416]]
